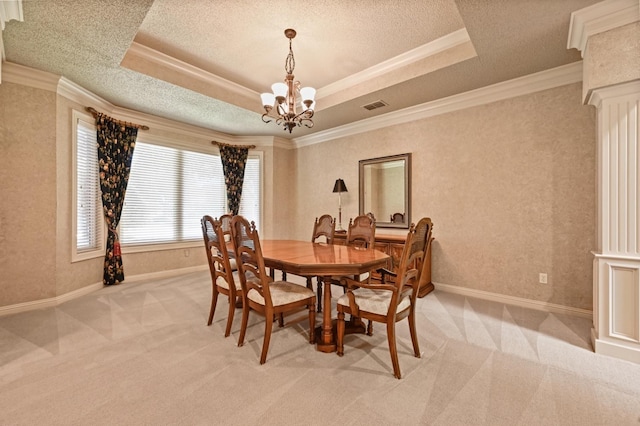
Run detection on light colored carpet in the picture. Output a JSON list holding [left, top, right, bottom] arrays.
[[1, 270, 639, 425]]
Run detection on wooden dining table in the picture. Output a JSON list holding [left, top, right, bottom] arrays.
[[260, 240, 390, 353]]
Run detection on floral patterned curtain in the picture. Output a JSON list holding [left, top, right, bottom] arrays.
[[215, 142, 255, 215], [96, 113, 138, 285]]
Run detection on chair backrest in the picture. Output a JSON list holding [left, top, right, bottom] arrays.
[[219, 213, 233, 241], [312, 214, 335, 244], [346, 214, 376, 248], [229, 215, 272, 306], [201, 215, 236, 290], [390, 212, 404, 223], [414, 217, 433, 289], [396, 217, 432, 292]]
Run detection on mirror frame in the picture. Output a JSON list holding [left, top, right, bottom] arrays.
[[359, 153, 411, 229]]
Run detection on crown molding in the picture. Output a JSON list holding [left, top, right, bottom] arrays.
[[56, 68, 274, 148], [125, 41, 259, 100], [317, 28, 472, 100], [4, 60, 277, 149], [567, 0, 639, 57], [2, 61, 60, 91], [57, 76, 112, 110], [293, 61, 584, 148], [233, 135, 285, 148], [5, 60, 584, 151]]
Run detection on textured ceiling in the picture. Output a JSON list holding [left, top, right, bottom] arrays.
[[2, 0, 600, 139]]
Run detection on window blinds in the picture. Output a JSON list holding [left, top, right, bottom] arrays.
[[119, 142, 260, 245], [76, 119, 102, 252]]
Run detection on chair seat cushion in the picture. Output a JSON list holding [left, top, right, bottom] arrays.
[[248, 281, 314, 306], [337, 288, 410, 316], [216, 271, 242, 291]]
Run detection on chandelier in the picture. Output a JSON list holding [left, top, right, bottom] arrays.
[[260, 29, 316, 133]]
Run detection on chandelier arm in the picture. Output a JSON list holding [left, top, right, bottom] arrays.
[[292, 108, 314, 122], [261, 113, 273, 124]]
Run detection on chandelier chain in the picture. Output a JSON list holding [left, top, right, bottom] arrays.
[[285, 38, 295, 75]]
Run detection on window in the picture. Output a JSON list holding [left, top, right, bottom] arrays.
[[119, 141, 261, 247], [73, 112, 103, 260]]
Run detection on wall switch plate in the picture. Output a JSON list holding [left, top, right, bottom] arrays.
[[539, 273, 548, 284]]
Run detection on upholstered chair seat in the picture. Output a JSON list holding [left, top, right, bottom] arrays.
[[248, 281, 317, 306], [337, 288, 411, 316]]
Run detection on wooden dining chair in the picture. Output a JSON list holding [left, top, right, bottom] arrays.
[[325, 214, 376, 331], [327, 214, 376, 285], [347, 214, 376, 249], [390, 212, 404, 223], [218, 213, 237, 270], [336, 217, 430, 379], [306, 214, 336, 312], [230, 215, 316, 364], [201, 215, 242, 337]]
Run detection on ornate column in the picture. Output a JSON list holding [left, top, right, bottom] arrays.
[[569, 0, 640, 363], [590, 82, 640, 363]]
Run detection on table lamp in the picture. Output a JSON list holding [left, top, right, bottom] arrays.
[[333, 178, 348, 231]]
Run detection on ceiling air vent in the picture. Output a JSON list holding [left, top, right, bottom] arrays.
[[362, 100, 388, 111]]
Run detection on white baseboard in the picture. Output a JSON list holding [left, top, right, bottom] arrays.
[[123, 265, 208, 283], [592, 331, 640, 364], [0, 265, 208, 318], [434, 282, 593, 319], [0, 281, 104, 317]]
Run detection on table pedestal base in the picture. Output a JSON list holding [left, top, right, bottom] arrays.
[[315, 318, 367, 353]]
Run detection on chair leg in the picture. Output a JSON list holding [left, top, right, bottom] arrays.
[[387, 320, 401, 379], [367, 320, 373, 336], [207, 288, 219, 326], [337, 311, 345, 356], [316, 280, 323, 313], [278, 313, 284, 327], [237, 303, 250, 347], [408, 308, 421, 358], [308, 302, 316, 344], [260, 312, 274, 364], [306, 277, 313, 290], [224, 295, 235, 337]]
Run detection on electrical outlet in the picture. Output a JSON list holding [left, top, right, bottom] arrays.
[[539, 273, 548, 284], [184, 249, 190, 258]]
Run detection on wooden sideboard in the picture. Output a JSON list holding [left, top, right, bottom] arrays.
[[333, 231, 434, 298]]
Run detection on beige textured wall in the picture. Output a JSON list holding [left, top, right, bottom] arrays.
[[294, 83, 596, 310], [583, 22, 640, 101], [0, 82, 58, 305], [267, 145, 297, 240], [0, 78, 595, 312]]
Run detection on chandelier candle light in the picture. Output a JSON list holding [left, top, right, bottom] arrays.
[[260, 29, 316, 133]]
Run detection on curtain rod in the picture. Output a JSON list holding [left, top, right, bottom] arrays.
[[212, 140, 256, 149], [85, 107, 150, 131]]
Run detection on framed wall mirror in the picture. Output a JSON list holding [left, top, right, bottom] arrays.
[[359, 153, 411, 229]]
